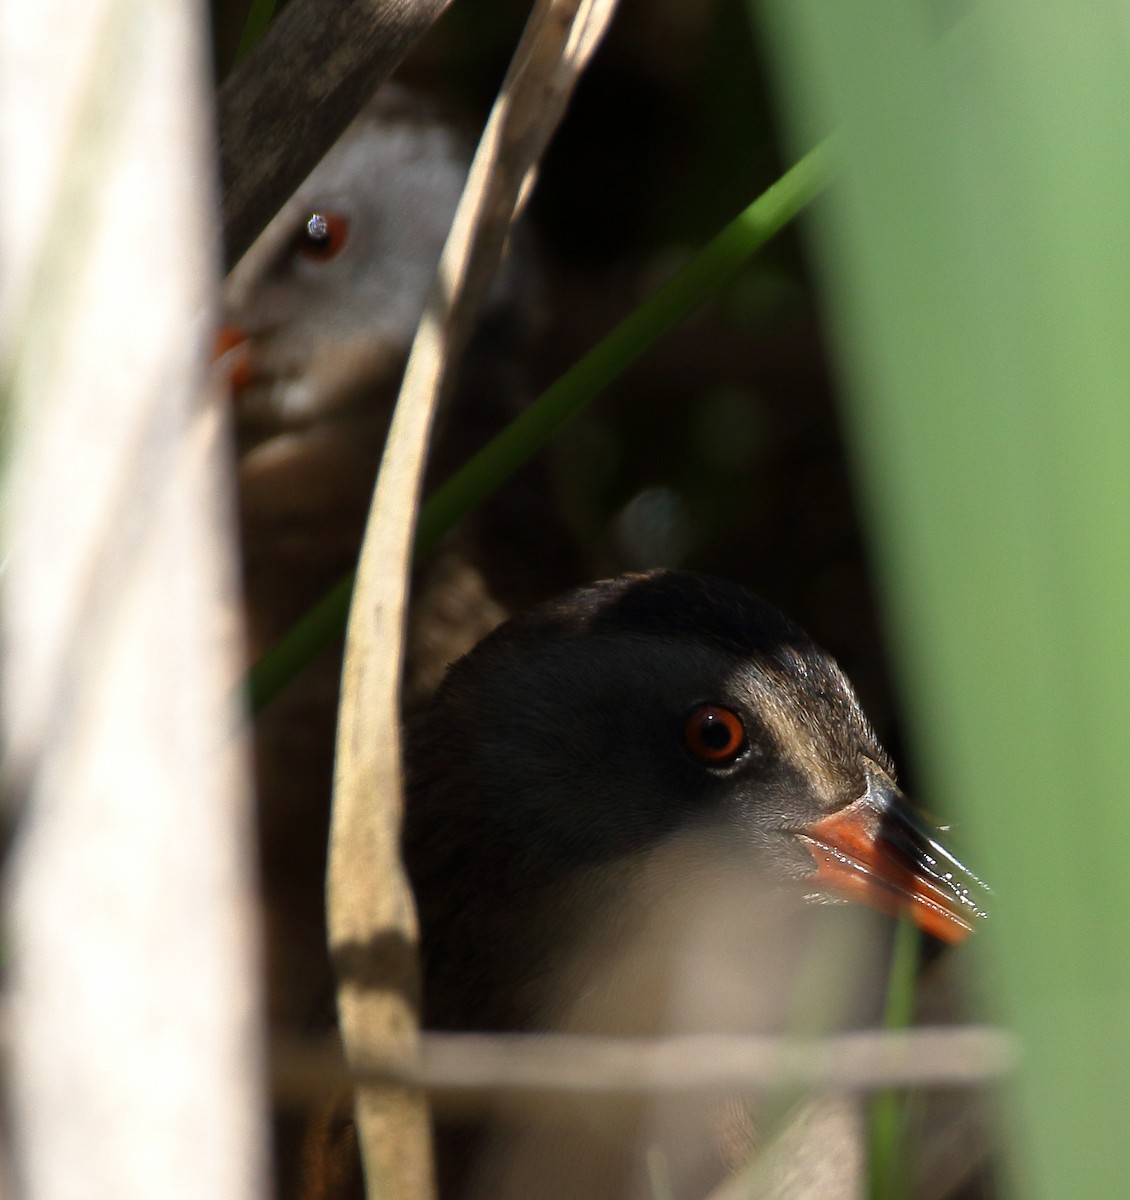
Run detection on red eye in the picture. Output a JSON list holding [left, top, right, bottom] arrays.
[[683, 705, 745, 765], [296, 211, 349, 261]]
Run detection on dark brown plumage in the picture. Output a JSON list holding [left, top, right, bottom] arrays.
[[403, 569, 987, 1199]]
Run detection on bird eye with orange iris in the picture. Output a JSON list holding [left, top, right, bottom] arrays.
[[296, 211, 349, 261], [683, 704, 746, 765]]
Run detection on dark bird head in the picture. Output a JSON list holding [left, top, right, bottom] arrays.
[[405, 570, 987, 1032]]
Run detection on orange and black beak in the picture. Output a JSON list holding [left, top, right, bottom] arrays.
[[213, 325, 254, 393], [799, 763, 988, 944]]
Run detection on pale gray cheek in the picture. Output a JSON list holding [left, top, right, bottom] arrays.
[[260, 377, 318, 423]]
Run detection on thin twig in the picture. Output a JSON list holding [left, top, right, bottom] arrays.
[[326, 3, 620, 1199], [271, 1027, 1017, 1108]]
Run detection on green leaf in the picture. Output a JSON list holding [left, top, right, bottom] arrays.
[[246, 144, 832, 715], [756, 1, 1130, 1194]]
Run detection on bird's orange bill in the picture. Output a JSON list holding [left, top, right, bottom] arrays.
[[213, 325, 254, 392], [799, 783, 988, 944]]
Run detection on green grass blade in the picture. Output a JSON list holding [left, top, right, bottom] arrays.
[[233, 0, 277, 66], [413, 142, 831, 557], [246, 574, 353, 714], [756, 1, 1130, 1195], [867, 921, 919, 1200], [245, 143, 832, 715]]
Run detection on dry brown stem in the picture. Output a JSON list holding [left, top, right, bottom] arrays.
[[326, 2, 621, 1198]]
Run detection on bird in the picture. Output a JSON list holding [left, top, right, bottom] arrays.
[[400, 568, 987, 1200]]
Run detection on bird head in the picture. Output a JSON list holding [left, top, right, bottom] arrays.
[[219, 89, 470, 434], [408, 569, 987, 948], [215, 88, 537, 584], [214, 90, 474, 564]]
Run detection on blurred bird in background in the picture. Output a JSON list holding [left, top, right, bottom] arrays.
[[219, 86, 572, 705]]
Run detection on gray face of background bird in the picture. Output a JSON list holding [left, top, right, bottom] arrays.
[[222, 99, 468, 434]]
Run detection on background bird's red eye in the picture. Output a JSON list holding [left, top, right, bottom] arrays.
[[296, 211, 349, 260], [683, 704, 745, 764]]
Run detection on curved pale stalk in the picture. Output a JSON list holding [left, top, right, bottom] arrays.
[[325, 2, 620, 1197]]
